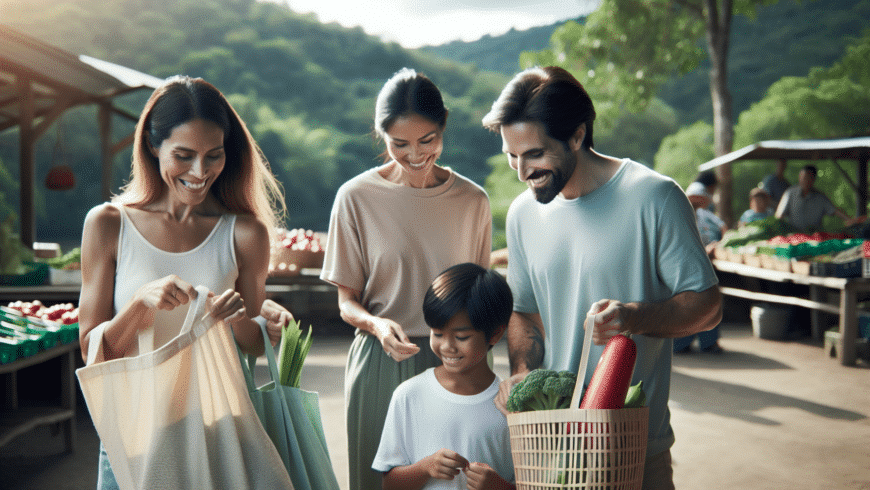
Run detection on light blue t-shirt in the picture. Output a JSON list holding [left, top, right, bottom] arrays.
[[695, 207, 725, 245], [506, 159, 719, 457], [739, 209, 771, 226]]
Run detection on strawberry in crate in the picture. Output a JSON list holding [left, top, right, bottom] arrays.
[[269, 228, 326, 276]]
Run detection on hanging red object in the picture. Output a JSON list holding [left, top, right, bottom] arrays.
[[45, 165, 75, 191]]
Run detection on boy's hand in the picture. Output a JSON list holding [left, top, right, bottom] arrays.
[[422, 449, 469, 480], [495, 372, 528, 415], [465, 462, 514, 489]]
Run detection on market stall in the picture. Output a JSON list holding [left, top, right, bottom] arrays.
[[701, 137, 870, 366]]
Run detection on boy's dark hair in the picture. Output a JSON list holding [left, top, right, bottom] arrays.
[[423, 263, 513, 342], [801, 164, 818, 177]]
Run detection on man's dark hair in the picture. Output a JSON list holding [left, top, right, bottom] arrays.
[[482, 66, 596, 150]]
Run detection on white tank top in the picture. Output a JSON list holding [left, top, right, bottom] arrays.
[[113, 205, 239, 355]]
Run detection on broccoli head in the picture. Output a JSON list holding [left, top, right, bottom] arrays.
[[506, 369, 578, 412]]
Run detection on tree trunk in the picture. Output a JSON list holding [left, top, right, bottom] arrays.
[[704, 0, 735, 227]]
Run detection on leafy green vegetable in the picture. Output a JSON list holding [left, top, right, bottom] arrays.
[[0, 215, 33, 275], [277, 318, 313, 388], [506, 369, 577, 413], [623, 381, 647, 408], [45, 247, 81, 270]]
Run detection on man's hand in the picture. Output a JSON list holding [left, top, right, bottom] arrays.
[[465, 462, 515, 489], [494, 372, 528, 416], [586, 299, 629, 346]]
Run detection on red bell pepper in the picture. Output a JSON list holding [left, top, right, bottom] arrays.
[[579, 334, 637, 409]]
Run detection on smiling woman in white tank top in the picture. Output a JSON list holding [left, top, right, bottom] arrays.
[[76, 75, 293, 490]]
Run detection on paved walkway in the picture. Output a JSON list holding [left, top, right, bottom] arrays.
[[2, 322, 868, 489]]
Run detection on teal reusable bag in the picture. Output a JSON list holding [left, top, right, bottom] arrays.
[[238, 320, 340, 490]]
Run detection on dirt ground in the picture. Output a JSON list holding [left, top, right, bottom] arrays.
[[2, 322, 868, 490]]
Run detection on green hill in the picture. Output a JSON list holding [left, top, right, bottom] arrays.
[[0, 0, 509, 242], [423, 0, 870, 126], [418, 19, 583, 75]]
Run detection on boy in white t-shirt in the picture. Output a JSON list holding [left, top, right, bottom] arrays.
[[372, 263, 516, 490]]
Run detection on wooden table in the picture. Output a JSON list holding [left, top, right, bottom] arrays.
[[0, 285, 81, 303], [0, 340, 79, 452], [712, 259, 870, 366]]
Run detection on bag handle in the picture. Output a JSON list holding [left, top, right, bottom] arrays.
[[179, 285, 212, 335], [85, 321, 110, 365], [237, 316, 282, 391], [569, 317, 595, 410]]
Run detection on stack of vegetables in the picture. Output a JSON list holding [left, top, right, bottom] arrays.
[[715, 217, 870, 275], [277, 318, 314, 388], [506, 333, 645, 413]]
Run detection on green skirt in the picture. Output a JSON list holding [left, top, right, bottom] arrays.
[[344, 332, 440, 490]]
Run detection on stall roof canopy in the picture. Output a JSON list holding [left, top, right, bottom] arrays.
[[1, 23, 163, 246], [0, 23, 162, 132], [698, 137, 870, 171]]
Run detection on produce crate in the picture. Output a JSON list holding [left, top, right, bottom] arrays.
[[811, 261, 833, 276], [791, 260, 812, 275], [833, 258, 862, 278], [727, 249, 744, 264], [744, 254, 763, 268], [48, 267, 81, 285], [824, 329, 870, 360], [58, 322, 79, 345], [858, 314, 870, 340], [0, 262, 49, 286]]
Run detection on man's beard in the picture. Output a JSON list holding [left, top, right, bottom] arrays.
[[531, 161, 575, 204]]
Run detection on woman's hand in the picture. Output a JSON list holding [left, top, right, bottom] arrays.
[[209, 288, 247, 325], [260, 299, 294, 346], [372, 317, 420, 362], [134, 275, 198, 313]]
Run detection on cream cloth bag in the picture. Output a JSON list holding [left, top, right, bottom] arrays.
[[76, 285, 294, 490]]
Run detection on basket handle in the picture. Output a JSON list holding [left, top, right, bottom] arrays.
[[569, 315, 595, 410]]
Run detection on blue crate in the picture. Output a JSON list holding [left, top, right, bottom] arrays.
[[859, 313, 870, 340]]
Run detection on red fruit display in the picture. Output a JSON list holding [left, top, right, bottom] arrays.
[[269, 228, 327, 276], [6, 301, 79, 325]]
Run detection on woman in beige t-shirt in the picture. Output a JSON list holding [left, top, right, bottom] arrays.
[[320, 68, 492, 490]]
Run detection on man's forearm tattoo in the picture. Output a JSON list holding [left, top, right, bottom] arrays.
[[509, 326, 544, 373]]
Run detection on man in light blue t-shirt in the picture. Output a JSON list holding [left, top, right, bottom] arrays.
[[482, 66, 722, 490]]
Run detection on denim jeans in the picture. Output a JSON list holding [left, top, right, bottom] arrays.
[[674, 325, 720, 351], [97, 443, 120, 490]]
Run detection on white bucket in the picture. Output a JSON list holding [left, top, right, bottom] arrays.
[[750, 304, 790, 340]]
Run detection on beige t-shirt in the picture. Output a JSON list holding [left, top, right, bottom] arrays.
[[320, 166, 492, 337]]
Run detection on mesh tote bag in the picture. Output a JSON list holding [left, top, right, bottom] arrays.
[[76, 285, 294, 490]]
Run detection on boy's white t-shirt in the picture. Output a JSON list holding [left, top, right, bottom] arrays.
[[372, 368, 515, 488]]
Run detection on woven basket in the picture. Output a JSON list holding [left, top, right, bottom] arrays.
[[507, 325, 649, 489], [507, 407, 648, 489]]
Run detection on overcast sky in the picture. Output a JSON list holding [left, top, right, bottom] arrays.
[[279, 0, 601, 48]]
